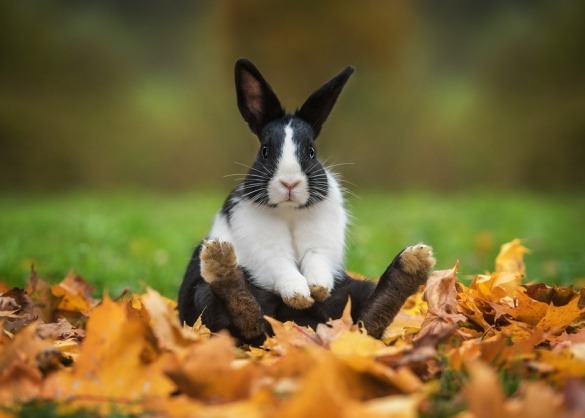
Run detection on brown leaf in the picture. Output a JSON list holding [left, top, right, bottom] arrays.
[[424, 262, 460, 315], [0, 323, 53, 376], [26, 273, 60, 324], [564, 378, 585, 417], [524, 283, 576, 306], [36, 318, 85, 341], [414, 262, 467, 346], [0, 322, 56, 406], [0, 288, 37, 334], [464, 361, 506, 418], [0, 362, 43, 406]]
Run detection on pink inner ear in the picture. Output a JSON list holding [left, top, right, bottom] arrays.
[[241, 72, 264, 119]]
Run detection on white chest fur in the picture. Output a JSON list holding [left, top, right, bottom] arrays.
[[208, 174, 347, 300]]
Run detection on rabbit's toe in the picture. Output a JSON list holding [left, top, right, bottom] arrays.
[[309, 285, 330, 302], [200, 239, 239, 283], [399, 244, 436, 277], [283, 293, 315, 310]]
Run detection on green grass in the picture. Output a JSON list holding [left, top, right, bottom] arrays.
[[0, 191, 584, 298]]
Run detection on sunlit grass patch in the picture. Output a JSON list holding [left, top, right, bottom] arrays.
[[0, 191, 583, 297]]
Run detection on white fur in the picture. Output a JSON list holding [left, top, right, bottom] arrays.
[[267, 123, 310, 207], [207, 124, 347, 300]]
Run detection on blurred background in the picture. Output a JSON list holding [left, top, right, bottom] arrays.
[[1, 0, 584, 294], [1, 0, 584, 193]]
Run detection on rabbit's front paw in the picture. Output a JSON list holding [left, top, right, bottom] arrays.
[[399, 244, 436, 278], [200, 239, 239, 284], [280, 282, 314, 310], [308, 285, 330, 302], [302, 263, 334, 302]]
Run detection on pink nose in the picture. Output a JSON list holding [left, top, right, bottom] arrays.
[[280, 180, 300, 190]]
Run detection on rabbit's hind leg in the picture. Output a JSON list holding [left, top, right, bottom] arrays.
[[358, 244, 436, 339], [200, 239, 265, 340]]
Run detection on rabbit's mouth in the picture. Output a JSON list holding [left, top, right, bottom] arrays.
[[268, 177, 309, 208]]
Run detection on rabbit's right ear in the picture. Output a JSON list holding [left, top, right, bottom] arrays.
[[235, 59, 285, 137]]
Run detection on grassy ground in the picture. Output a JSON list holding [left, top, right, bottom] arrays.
[[0, 191, 584, 298]]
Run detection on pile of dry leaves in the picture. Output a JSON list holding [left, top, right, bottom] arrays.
[[1, 239, 585, 417]]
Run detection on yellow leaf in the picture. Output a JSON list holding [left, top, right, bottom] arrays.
[[141, 288, 206, 354], [495, 239, 529, 275], [509, 289, 549, 326], [42, 296, 174, 415], [51, 270, 97, 314], [316, 299, 355, 346], [470, 272, 520, 300], [330, 331, 386, 358], [531, 348, 585, 381], [164, 332, 261, 403], [279, 349, 401, 418], [536, 296, 585, 334], [382, 311, 425, 343], [264, 316, 320, 353]]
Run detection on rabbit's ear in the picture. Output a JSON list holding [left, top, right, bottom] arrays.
[[296, 66, 355, 139], [235, 59, 285, 136]]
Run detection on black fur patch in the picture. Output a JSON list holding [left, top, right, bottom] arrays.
[[179, 245, 432, 344], [288, 119, 329, 208], [240, 119, 287, 206]]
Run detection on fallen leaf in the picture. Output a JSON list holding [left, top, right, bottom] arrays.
[[51, 270, 97, 315], [356, 394, 422, 418], [508, 289, 549, 326], [0, 288, 37, 334], [0, 238, 582, 417], [464, 361, 506, 418], [536, 296, 585, 334], [506, 381, 565, 418], [36, 317, 84, 341], [524, 283, 577, 307], [165, 332, 261, 403], [41, 295, 175, 415], [414, 262, 467, 346], [330, 330, 386, 358], [495, 239, 529, 275], [140, 287, 207, 354], [315, 298, 354, 346]]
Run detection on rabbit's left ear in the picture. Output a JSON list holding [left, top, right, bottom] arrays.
[[235, 59, 285, 137], [296, 66, 355, 139]]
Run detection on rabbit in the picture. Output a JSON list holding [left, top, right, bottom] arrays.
[[178, 59, 436, 345]]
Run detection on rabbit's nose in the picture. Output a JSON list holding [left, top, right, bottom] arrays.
[[280, 180, 300, 190]]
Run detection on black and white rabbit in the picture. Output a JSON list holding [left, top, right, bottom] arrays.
[[178, 59, 436, 344]]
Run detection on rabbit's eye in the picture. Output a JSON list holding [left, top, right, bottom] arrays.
[[261, 146, 269, 159], [308, 147, 315, 159]]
